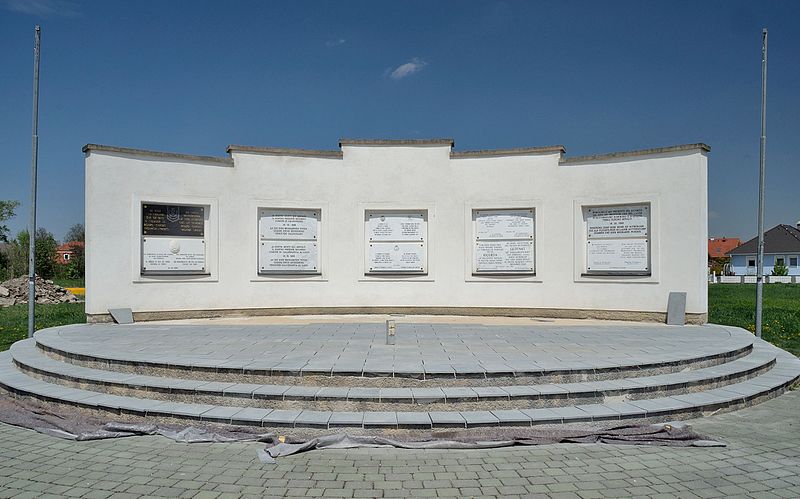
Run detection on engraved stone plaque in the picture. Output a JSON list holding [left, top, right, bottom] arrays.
[[367, 212, 425, 241], [587, 205, 648, 239], [475, 209, 534, 240], [258, 208, 320, 274], [259, 241, 318, 273], [475, 240, 535, 273], [587, 239, 648, 272], [142, 237, 206, 273], [142, 204, 204, 237], [259, 209, 318, 240], [368, 242, 425, 273]]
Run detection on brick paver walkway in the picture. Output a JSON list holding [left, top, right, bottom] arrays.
[[1, 390, 798, 498]]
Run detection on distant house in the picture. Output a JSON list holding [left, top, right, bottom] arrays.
[[708, 237, 741, 260], [728, 223, 800, 276], [55, 241, 84, 265]]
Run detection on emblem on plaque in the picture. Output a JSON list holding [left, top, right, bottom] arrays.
[[169, 240, 181, 254], [166, 206, 180, 223]]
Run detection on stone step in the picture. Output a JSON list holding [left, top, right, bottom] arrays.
[[10, 338, 777, 410], [2, 345, 798, 429], [34, 325, 755, 383]]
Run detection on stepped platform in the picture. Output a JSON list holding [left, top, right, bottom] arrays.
[[1, 319, 798, 430]]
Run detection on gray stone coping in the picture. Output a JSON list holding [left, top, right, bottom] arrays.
[[81, 144, 233, 166], [225, 145, 343, 158], [559, 143, 711, 164], [32, 323, 754, 379], [1, 345, 798, 429], [451, 146, 565, 158], [10, 339, 776, 404], [338, 138, 455, 147]]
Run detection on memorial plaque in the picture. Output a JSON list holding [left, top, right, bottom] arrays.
[[259, 209, 318, 240], [587, 239, 648, 272], [367, 212, 425, 241], [259, 241, 318, 273], [475, 240, 534, 273], [142, 237, 206, 273], [586, 205, 648, 239], [475, 209, 534, 240], [142, 204, 204, 237], [368, 242, 425, 272]]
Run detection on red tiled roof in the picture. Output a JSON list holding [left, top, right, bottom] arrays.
[[708, 238, 741, 258], [57, 241, 84, 252]]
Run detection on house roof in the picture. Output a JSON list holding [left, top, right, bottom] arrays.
[[708, 238, 741, 258], [57, 241, 84, 252], [728, 224, 800, 255]]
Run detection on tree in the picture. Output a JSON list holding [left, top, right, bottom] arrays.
[[64, 223, 85, 243], [64, 244, 85, 279], [3, 228, 59, 279], [0, 200, 20, 243]]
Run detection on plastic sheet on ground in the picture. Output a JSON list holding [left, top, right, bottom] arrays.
[[256, 424, 725, 463], [0, 396, 724, 463], [0, 397, 272, 443]]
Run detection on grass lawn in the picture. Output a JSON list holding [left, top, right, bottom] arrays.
[[52, 278, 85, 289], [0, 302, 85, 352], [709, 283, 800, 357]]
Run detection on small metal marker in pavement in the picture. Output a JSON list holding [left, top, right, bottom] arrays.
[[386, 319, 396, 345]]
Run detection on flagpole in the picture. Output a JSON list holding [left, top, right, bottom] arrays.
[[28, 25, 41, 339], [755, 28, 767, 339]]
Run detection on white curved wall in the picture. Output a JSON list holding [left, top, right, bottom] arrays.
[[84, 142, 708, 319]]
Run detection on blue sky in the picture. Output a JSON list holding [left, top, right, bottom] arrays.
[[1, 0, 798, 242]]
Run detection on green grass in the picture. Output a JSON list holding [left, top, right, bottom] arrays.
[[52, 278, 85, 288], [709, 283, 800, 357], [0, 302, 85, 352]]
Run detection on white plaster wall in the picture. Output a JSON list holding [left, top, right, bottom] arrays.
[[85, 144, 708, 315]]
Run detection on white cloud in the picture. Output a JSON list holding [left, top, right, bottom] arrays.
[[389, 58, 427, 80], [326, 38, 346, 47], [4, 0, 80, 17]]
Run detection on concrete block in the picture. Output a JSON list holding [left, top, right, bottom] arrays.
[[666, 292, 687, 325]]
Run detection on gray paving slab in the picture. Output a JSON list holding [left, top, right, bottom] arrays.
[[396, 411, 432, 428], [462, 411, 500, 427], [379, 388, 414, 402], [548, 405, 594, 422], [599, 401, 647, 419], [230, 407, 273, 425], [282, 386, 321, 399], [347, 387, 380, 400], [363, 411, 398, 428], [314, 386, 351, 399], [193, 381, 236, 395], [472, 386, 510, 399], [252, 384, 290, 399], [441, 386, 479, 401], [200, 406, 241, 423], [429, 411, 466, 427], [328, 411, 364, 427], [491, 409, 532, 426], [293, 410, 331, 428], [522, 407, 563, 424], [411, 388, 446, 403]]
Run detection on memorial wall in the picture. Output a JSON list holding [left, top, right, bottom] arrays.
[[83, 139, 709, 322]]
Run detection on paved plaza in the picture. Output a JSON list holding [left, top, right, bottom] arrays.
[[0, 389, 798, 498], [35, 322, 750, 376]]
